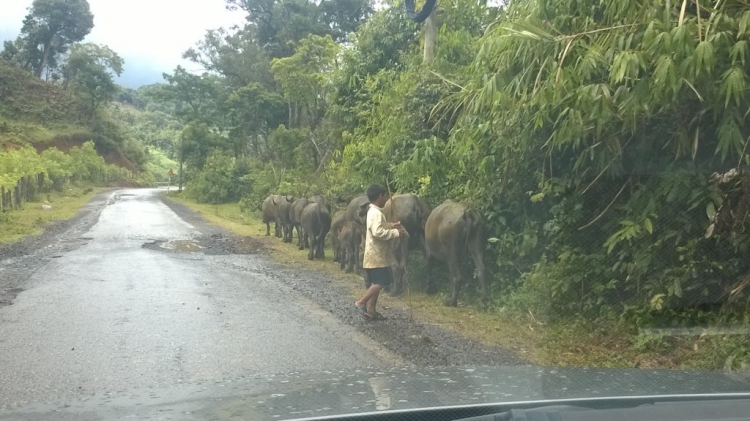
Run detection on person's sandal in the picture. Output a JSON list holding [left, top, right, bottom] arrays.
[[354, 302, 367, 313], [372, 312, 387, 320]]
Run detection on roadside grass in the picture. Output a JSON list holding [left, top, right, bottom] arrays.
[[0, 186, 101, 244], [166, 193, 746, 371]]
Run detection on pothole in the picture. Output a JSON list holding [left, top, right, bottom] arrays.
[[141, 235, 269, 255], [142, 239, 202, 253]]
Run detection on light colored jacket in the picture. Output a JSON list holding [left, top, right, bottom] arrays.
[[363, 204, 400, 268]]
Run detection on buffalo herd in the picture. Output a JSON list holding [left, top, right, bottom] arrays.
[[259, 192, 488, 306]]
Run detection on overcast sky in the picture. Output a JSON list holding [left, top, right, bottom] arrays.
[[0, 0, 247, 88]]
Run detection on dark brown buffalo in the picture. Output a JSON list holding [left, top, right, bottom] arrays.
[[301, 202, 331, 260], [338, 221, 363, 273], [274, 195, 295, 243], [344, 195, 370, 268], [330, 210, 346, 263], [424, 199, 488, 307], [261, 195, 282, 237], [345, 194, 370, 226], [290, 198, 311, 249], [382, 193, 431, 295], [309, 194, 330, 211]]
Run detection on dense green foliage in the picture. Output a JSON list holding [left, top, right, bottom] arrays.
[[124, 0, 750, 349], [3, 0, 94, 78], [0, 0, 153, 181], [1, 141, 124, 192]]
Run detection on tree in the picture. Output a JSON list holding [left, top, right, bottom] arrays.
[[183, 26, 275, 89], [159, 66, 223, 123], [225, 82, 286, 157], [17, 0, 94, 77], [63, 43, 124, 118], [177, 121, 219, 191], [225, 0, 372, 58], [271, 34, 339, 167]]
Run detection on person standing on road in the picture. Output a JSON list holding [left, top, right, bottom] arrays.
[[354, 184, 406, 320]]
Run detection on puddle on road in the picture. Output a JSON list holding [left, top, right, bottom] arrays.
[[142, 239, 202, 253], [141, 235, 269, 255]]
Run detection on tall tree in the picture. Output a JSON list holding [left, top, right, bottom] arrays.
[[159, 66, 223, 123], [225, 0, 372, 57], [182, 26, 274, 88], [63, 43, 124, 118], [271, 34, 339, 167], [17, 0, 94, 77]]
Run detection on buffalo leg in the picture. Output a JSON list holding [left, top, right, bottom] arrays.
[[265, 221, 271, 236], [307, 233, 316, 260], [345, 244, 355, 273], [391, 262, 405, 295], [445, 250, 463, 306], [315, 233, 325, 259], [340, 246, 347, 271], [469, 236, 489, 306]]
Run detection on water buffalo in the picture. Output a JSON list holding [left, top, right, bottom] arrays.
[[425, 199, 488, 307], [274, 195, 295, 243], [345, 194, 370, 227], [309, 195, 330, 211], [290, 198, 311, 249], [344, 195, 370, 268], [338, 221, 363, 273], [382, 193, 431, 295], [261, 195, 282, 237], [330, 210, 346, 263], [301, 202, 331, 260]]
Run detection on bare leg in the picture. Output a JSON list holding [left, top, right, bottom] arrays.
[[356, 284, 383, 311], [366, 288, 382, 317]]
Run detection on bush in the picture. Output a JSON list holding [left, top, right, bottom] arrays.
[[186, 152, 252, 204]]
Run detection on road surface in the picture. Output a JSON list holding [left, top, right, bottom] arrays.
[[0, 189, 399, 408]]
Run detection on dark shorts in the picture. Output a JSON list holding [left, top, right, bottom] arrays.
[[365, 267, 392, 288]]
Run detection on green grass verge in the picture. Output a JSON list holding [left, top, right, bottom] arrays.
[[0, 186, 102, 244], [165, 193, 748, 371]]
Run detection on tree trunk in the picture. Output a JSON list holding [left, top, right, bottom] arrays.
[[423, 10, 438, 65], [178, 160, 184, 192], [38, 35, 55, 78], [16, 180, 23, 206]]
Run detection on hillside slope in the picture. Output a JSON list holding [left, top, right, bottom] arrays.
[[0, 60, 143, 171]]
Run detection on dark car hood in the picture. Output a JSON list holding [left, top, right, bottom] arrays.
[[2, 365, 750, 420]]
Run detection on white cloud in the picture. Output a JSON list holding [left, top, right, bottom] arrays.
[[1, 0, 246, 84]]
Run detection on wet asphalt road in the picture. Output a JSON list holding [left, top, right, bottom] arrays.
[[0, 189, 398, 408]]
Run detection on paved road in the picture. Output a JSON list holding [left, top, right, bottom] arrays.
[[0, 189, 398, 408]]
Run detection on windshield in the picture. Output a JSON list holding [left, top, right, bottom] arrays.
[[1, 0, 750, 419]]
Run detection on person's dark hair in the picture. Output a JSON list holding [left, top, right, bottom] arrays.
[[366, 184, 388, 202]]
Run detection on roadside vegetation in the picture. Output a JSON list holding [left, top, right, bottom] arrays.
[[141, 0, 750, 370], [0, 0, 174, 243], [168, 193, 750, 371], [0, 186, 101, 244]]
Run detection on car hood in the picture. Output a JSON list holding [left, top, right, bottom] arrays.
[[2, 365, 750, 420]]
